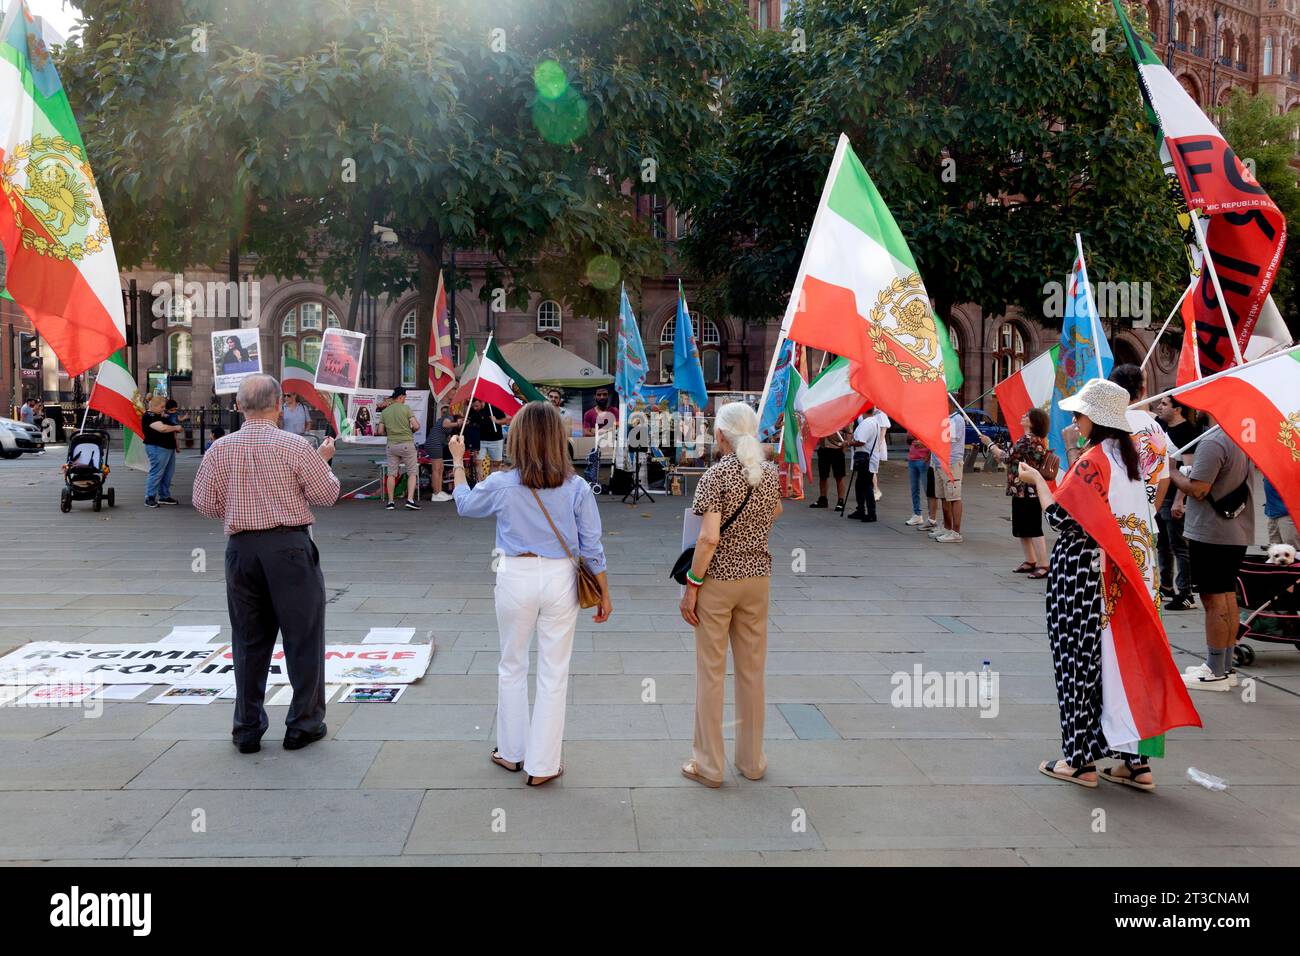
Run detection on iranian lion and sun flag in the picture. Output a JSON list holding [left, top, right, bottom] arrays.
[[0, 2, 144, 464]]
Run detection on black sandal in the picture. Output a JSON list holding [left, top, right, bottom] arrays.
[[490, 748, 522, 773], [1028, 566, 1049, 579], [1013, 561, 1036, 573], [1101, 759, 1155, 791], [526, 766, 564, 787], [1038, 758, 1098, 788]]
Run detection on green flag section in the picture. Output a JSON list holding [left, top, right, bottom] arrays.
[[780, 134, 955, 476], [0, 2, 127, 377], [794, 356, 870, 440], [934, 312, 963, 393], [86, 349, 146, 471]]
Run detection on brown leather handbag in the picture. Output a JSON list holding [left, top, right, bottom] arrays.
[[529, 488, 603, 608]]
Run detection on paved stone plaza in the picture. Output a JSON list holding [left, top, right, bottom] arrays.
[[1, 446, 1298, 866]]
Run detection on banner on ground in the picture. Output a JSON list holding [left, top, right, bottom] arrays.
[[195, 644, 432, 685], [0, 643, 219, 685], [211, 328, 262, 395], [343, 388, 429, 445]]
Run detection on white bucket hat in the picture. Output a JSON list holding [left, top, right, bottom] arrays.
[[1058, 378, 1133, 432]]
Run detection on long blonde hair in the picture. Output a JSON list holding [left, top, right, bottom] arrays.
[[715, 401, 765, 487], [506, 401, 573, 489]]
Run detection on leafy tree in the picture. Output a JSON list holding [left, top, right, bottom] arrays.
[[681, 0, 1186, 338], [1215, 88, 1300, 338], [60, 0, 747, 383]]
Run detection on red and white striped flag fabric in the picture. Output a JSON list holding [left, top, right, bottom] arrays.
[[1053, 445, 1201, 751], [428, 271, 456, 402]]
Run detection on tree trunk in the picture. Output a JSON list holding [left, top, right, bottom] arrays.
[[228, 237, 239, 284], [345, 192, 383, 333]]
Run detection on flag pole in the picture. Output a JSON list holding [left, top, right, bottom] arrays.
[[760, 134, 854, 416], [78, 375, 97, 434], [1171, 424, 1220, 460], [458, 332, 492, 436], [1140, 280, 1195, 370], [1129, 342, 1300, 407], [947, 391, 980, 432], [1188, 211, 1247, 368]]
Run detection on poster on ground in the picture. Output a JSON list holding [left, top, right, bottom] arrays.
[[0, 643, 220, 685], [211, 328, 262, 395], [343, 389, 429, 445], [314, 328, 366, 393], [195, 643, 432, 685]]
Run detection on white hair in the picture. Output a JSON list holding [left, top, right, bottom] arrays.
[[715, 401, 765, 487], [237, 374, 282, 414]]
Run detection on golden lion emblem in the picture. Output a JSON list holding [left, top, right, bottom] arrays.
[[0, 134, 110, 262], [867, 274, 942, 384]]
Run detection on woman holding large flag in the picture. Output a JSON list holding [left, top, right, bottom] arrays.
[[1017, 380, 1199, 791]]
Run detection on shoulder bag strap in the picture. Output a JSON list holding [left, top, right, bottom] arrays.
[[529, 487, 577, 564], [720, 483, 755, 535]]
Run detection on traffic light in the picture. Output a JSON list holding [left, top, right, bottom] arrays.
[[125, 286, 164, 344], [18, 332, 39, 370]]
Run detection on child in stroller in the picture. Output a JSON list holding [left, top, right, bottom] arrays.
[[61, 430, 115, 513]]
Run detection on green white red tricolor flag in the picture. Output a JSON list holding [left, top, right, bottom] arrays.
[[793, 355, 869, 441], [1053, 445, 1201, 753], [993, 345, 1059, 443], [775, 134, 954, 477], [1113, 0, 1286, 377], [454, 336, 545, 415], [0, 1, 126, 377], [428, 270, 456, 402], [1170, 347, 1300, 524], [86, 349, 146, 471], [282, 356, 337, 430]]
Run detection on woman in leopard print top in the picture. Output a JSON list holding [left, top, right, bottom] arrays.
[[678, 403, 782, 788]]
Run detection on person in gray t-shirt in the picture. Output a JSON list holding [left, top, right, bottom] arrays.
[[1169, 416, 1254, 691]]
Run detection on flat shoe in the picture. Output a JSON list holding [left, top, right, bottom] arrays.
[[1101, 763, 1155, 791], [526, 766, 564, 787], [1038, 758, 1097, 788], [681, 760, 722, 788], [491, 748, 522, 772]]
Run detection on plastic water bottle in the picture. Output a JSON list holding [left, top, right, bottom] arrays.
[[979, 661, 992, 702], [1186, 767, 1228, 791]]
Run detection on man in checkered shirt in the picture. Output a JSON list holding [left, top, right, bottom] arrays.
[[194, 374, 340, 754]]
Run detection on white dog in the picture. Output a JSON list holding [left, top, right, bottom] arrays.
[[1266, 544, 1297, 566]]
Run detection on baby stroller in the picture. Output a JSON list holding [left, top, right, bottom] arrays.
[[60, 430, 115, 513], [1233, 554, 1300, 666], [582, 444, 604, 495]]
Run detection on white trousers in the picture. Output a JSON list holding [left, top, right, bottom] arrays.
[[494, 556, 580, 776]]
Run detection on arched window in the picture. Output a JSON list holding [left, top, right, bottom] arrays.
[[399, 308, 417, 388], [947, 322, 961, 382], [1291, 44, 1300, 78], [1218, 28, 1228, 60], [1237, 36, 1248, 71], [1191, 19, 1204, 55], [992, 322, 1026, 384], [659, 313, 723, 383], [1264, 35, 1274, 75], [537, 300, 562, 336], [168, 331, 192, 376], [540, 335, 562, 348], [279, 302, 340, 369], [1146, 2, 1159, 42], [596, 337, 610, 373]]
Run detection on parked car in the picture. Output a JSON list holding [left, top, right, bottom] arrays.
[[0, 416, 44, 458], [962, 407, 1009, 448]]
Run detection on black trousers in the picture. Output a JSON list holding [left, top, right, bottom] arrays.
[[852, 456, 876, 518], [225, 527, 327, 741]]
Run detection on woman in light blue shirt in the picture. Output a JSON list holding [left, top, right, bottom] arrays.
[[448, 401, 611, 786]]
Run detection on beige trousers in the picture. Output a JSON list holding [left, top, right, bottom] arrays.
[[692, 575, 770, 782]]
